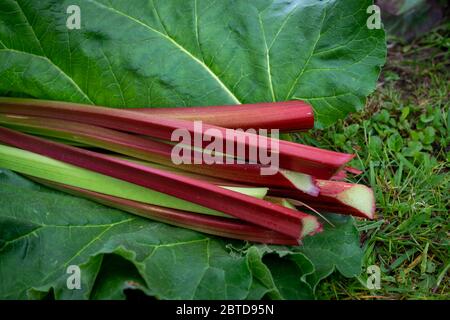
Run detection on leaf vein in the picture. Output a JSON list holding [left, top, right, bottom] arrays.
[[0, 48, 94, 104], [284, 7, 327, 100], [88, 0, 241, 104]]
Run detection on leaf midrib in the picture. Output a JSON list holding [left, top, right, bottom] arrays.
[[87, 0, 241, 104], [1, 0, 94, 104]]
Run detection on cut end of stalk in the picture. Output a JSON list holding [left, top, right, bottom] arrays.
[[336, 184, 375, 219], [279, 169, 319, 196], [300, 215, 323, 238]]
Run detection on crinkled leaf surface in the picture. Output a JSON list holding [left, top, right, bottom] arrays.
[[0, 170, 363, 299], [0, 0, 385, 127], [0, 0, 383, 299]]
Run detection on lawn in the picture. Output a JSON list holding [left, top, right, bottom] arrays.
[[300, 24, 449, 299]]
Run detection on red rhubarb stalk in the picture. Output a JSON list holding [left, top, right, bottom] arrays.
[[130, 161, 375, 220], [269, 180, 376, 219], [129, 100, 314, 131], [0, 97, 353, 179], [0, 127, 322, 240], [331, 167, 364, 181], [27, 177, 298, 245], [330, 169, 349, 181], [0, 114, 318, 196]]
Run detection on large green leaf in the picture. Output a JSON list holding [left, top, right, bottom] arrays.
[[0, 170, 363, 299], [0, 0, 385, 127]]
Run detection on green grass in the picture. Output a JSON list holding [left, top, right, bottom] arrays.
[[297, 24, 449, 300]]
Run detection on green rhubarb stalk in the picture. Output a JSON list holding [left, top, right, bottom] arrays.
[[0, 143, 267, 218], [0, 128, 322, 240], [131, 158, 375, 220]]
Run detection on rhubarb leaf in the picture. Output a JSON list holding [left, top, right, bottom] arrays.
[[0, 170, 362, 300], [90, 254, 155, 300], [0, 0, 385, 127], [249, 215, 364, 298], [298, 214, 364, 290], [262, 254, 315, 299], [0, 174, 253, 299]]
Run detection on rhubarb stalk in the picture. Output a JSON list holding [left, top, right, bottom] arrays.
[[26, 177, 299, 245], [269, 180, 376, 219], [129, 100, 314, 131], [0, 127, 322, 240], [0, 114, 318, 196], [131, 160, 375, 220], [0, 97, 354, 179], [0, 143, 269, 217]]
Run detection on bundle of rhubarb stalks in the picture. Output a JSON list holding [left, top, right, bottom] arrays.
[[0, 97, 375, 245]]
